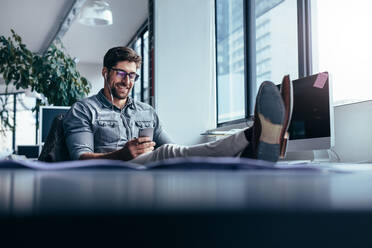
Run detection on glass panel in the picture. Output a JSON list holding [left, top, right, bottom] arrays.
[[133, 39, 142, 101], [143, 30, 150, 104], [15, 94, 36, 146], [255, 0, 298, 91], [0, 95, 14, 156], [311, 0, 372, 105], [216, 0, 245, 124]]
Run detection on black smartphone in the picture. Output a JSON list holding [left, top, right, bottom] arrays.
[[139, 127, 154, 140]]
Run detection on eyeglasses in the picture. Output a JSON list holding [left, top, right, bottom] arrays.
[[109, 67, 139, 82]]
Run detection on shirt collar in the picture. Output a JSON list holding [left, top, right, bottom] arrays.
[[126, 96, 136, 110]]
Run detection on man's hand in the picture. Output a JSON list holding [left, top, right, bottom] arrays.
[[121, 137, 156, 160], [79, 137, 156, 161]]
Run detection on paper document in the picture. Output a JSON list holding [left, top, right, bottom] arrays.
[[1, 156, 372, 172]]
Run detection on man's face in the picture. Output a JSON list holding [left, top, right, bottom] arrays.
[[104, 61, 138, 100]]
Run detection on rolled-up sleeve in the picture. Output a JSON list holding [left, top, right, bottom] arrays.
[[63, 102, 94, 160], [152, 111, 173, 147]]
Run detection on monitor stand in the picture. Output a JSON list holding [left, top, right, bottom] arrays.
[[283, 149, 336, 163], [312, 150, 332, 163]]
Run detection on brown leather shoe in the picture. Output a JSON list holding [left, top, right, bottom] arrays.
[[242, 81, 285, 162], [279, 75, 293, 158]]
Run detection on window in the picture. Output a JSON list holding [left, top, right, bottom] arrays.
[[15, 94, 36, 146], [143, 31, 150, 104], [0, 93, 37, 155], [0, 94, 14, 156], [311, 0, 372, 105], [215, 0, 245, 124], [133, 38, 142, 101], [216, 0, 372, 126], [216, 0, 298, 125], [128, 23, 152, 106], [255, 0, 298, 91]]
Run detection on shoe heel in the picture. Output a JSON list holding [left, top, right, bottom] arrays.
[[279, 137, 288, 158], [257, 142, 280, 162], [279, 132, 289, 158]]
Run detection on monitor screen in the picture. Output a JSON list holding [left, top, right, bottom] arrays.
[[17, 145, 40, 158], [280, 72, 334, 152], [39, 106, 70, 144]]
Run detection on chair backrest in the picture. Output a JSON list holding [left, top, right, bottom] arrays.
[[38, 114, 70, 162]]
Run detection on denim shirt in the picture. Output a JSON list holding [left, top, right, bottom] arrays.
[[63, 89, 173, 160]]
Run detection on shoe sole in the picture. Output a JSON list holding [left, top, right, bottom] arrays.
[[256, 82, 285, 162]]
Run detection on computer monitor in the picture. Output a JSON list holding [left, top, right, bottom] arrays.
[[38, 106, 70, 144], [17, 145, 41, 159], [281, 72, 334, 152]]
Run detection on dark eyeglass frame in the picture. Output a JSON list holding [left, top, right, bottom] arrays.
[[109, 67, 139, 82]]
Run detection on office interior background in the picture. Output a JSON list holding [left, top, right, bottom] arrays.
[[0, 0, 371, 162]]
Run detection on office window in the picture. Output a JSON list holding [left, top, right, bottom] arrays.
[[133, 38, 142, 101], [15, 94, 36, 146], [129, 24, 152, 106], [143, 31, 150, 104], [215, 0, 298, 125], [311, 0, 372, 105], [0, 95, 14, 155], [0, 93, 36, 155], [216, 0, 245, 124], [255, 0, 298, 90]]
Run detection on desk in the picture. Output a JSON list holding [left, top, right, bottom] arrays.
[[1, 168, 372, 247]]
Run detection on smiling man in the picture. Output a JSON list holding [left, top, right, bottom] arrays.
[[63, 47, 172, 162], [63, 46, 292, 164]]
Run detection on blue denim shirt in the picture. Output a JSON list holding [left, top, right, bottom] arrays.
[[63, 89, 173, 160]]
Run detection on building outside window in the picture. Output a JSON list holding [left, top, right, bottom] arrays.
[[255, 0, 298, 95], [216, 0, 245, 124], [216, 0, 298, 125], [216, 0, 371, 126]]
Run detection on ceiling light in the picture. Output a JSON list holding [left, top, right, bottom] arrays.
[[79, 0, 113, 26]]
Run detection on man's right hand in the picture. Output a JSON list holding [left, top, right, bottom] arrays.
[[120, 137, 156, 160], [79, 137, 156, 161]]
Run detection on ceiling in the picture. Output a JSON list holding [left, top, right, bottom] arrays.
[[62, 0, 148, 64], [0, 0, 148, 91], [0, 0, 75, 53]]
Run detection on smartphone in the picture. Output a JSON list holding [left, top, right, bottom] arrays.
[[139, 127, 154, 141]]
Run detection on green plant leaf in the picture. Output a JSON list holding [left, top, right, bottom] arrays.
[[0, 30, 91, 136]]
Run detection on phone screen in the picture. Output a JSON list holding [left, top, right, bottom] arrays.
[[139, 127, 154, 140]]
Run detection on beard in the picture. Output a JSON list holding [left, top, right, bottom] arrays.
[[110, 83, 130, 100]]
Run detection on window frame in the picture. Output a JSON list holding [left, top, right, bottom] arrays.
[[215, 0, 312, 127], [127, 21, 153, 106], [0, 92, 38, 151]]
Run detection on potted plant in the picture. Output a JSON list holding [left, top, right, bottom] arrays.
[[0, 29, 91, 135]]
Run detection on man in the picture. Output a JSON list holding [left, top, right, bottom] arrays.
[[63, 47, 292, 164]]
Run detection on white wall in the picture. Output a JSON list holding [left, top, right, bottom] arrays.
[[0, 63, 102, 96], [333, 101, 372, 162], [154, 0, 216, 145], [0, 77, 30, 94], [77, 62, 103, 97]]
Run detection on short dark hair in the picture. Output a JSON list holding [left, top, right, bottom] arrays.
[[103, 47, 142, 69]]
